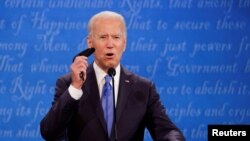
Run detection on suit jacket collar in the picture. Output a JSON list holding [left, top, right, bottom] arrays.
[[116, 66, 133, 122], [82, 64, 107, 133], [82, 63, 134, 134]]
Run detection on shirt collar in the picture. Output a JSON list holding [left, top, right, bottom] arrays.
[[93, 62, 121, 86]]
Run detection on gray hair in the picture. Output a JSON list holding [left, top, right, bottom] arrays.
[[87, 11, 127, 37]]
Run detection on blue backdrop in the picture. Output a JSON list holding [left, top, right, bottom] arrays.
[[0, 0, 250, 141]]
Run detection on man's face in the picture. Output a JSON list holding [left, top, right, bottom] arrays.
[[87, 17, 126, 72]]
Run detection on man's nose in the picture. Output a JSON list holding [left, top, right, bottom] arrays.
[[106, 37, 114, 48]]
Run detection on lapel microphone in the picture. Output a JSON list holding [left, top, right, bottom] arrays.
[[108, 68, 117, 141], [72, 48, 95, 81], [108, 68, 116, 77]]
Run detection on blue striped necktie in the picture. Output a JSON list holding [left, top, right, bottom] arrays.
[[101, 75, 113, 137]]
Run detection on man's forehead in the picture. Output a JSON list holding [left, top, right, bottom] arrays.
[[94, 32, 124, 36], [92, 26, 124, 35]]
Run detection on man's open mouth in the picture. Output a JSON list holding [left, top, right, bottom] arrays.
[[106, 53, 114, 56]]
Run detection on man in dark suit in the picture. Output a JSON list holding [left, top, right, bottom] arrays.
[[40, 11, 185, 141]]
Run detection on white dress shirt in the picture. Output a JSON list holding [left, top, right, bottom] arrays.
[[68, 62, 120, 106]]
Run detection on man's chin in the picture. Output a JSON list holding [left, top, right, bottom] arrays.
[[106, 62, 118, 69]]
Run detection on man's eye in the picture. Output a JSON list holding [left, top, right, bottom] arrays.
[[100, 36, 107, 39], [114, 36, 120, 39]]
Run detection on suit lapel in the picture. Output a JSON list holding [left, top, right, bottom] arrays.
[[82, 65, 134, 134], [116, 67, 133, 123], [82, 64, 107, 133]]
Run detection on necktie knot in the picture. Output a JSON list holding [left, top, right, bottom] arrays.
[[105, 75, 112, 83]]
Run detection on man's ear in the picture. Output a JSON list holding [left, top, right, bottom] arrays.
[[87, 36, 92, 48]]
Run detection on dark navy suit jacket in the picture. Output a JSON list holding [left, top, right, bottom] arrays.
[[40, 64, 185, 141]]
